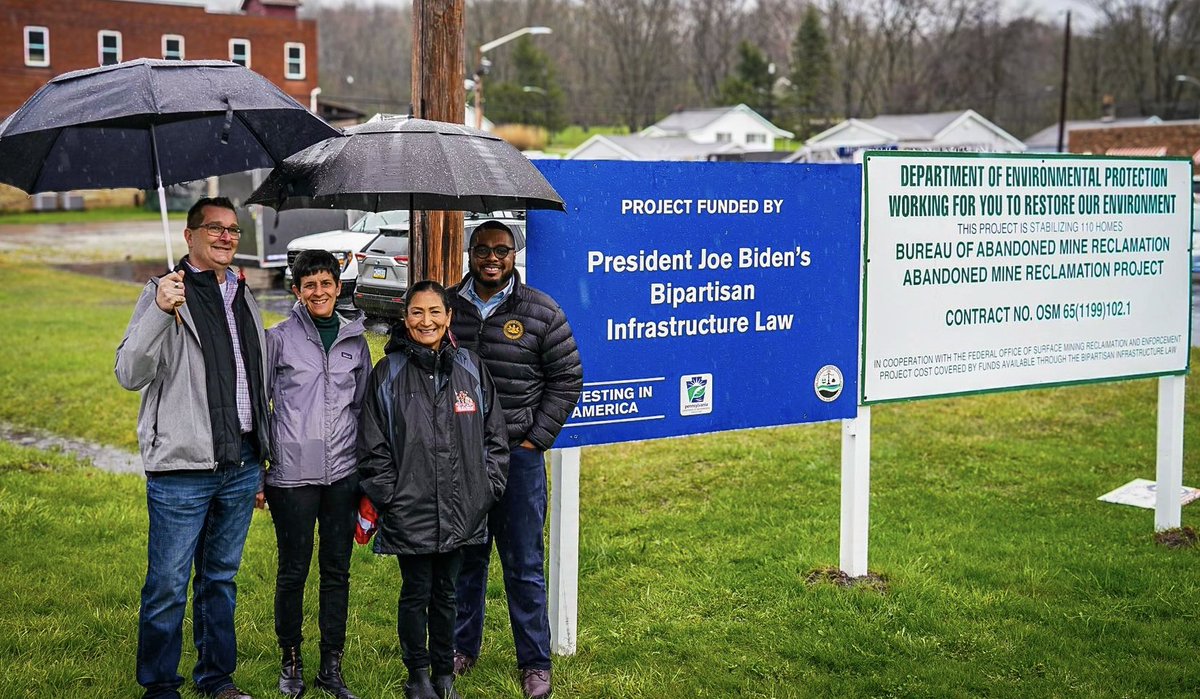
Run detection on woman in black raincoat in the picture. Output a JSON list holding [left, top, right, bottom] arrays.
[[358, 280, 508, 699]]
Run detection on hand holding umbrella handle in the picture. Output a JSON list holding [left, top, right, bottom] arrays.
[[155, 270, 187, 320]]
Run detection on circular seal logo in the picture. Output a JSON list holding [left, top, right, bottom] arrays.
[[814, 365, 844, 402], [502, 319, 525, 340]]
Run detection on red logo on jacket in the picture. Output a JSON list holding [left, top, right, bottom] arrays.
[[454, 391, 477, 414]]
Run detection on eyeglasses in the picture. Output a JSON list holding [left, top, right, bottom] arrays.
[[194, 222, 243, 239], [471, 244, 513, 259]]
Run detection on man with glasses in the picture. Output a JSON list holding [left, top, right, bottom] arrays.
[[116, 197, 270, 699], [449, 220, 582, 699]]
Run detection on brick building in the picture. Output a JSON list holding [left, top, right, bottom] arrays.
[[0, 0, 319, 117], [1069, 121, 1200, 177]]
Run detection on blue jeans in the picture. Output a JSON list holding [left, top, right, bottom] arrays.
[[137, 439, 260, 699], [455, 446, 551, 670]]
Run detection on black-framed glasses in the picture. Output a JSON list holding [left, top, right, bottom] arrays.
[[195, 222, 243, 239], [471, 244, 513, 259]]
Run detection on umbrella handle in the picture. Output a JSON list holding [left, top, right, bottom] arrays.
[[221, 100, 233, 145]]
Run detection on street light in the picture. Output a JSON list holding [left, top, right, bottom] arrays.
[[474, 26, 552, 129], [522, 85, 549, 129], [1176, 74, 1200, 119]]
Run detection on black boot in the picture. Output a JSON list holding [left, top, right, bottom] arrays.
[[403, 667, 437, 699], [279, 646, 306, 698], [431, 673, 462, 699], [313, 649, 359, 699]]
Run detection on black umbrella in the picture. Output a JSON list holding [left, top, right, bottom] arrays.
[[245, 116, 565, 213], [0, 58, 338, 268]]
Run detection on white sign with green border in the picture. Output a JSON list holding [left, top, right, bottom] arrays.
[[861, 151, 1191, 404]]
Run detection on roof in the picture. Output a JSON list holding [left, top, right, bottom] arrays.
[[807, 109, 1025, 150], [567, 135, 742, 161], [642, 104, 793, 139], [110, 0, 245, 10], [853, 111, 967, 140], [1024, 117, 1162, 149], [649, 107, 737, 133]]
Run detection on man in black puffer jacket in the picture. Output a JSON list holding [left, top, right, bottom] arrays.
[[450, 220, 582, 699]]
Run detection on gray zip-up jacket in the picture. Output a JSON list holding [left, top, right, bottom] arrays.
[[115, 272, 269, 472], [265, 302, 372, 487]]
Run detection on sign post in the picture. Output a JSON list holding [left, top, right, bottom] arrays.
[[548, 446, 580, 654], [839, 405, 871, 577], [1155, 375, 1186, 530]]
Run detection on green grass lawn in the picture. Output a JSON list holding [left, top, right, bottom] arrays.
[[1, 262, 1198, 697], [0, 205, 186, 226]]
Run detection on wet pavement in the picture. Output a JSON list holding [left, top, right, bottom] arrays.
[[1, 421, 143, 476]]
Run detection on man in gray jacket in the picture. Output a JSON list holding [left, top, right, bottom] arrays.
[[116, 197, 269, 699]]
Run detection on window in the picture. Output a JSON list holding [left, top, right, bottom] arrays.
[[229, 38, 250, 68], [715, 132, 732, 143], [162, 34, 184, 60], [25, 26, 49, 67], [746, 133, 767, 145], [98, 30, 121, 66], [284, 42, 305, 79]]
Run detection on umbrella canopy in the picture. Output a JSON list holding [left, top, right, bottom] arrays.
[[0, 58, 338, 193], [246, 116, 565, 213]]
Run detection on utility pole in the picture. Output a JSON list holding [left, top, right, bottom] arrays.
[[1055, 11, 1071, 154], [410, 0, 466, 286]]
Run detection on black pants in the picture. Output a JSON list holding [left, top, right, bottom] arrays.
[[396, 550, 464, 675], [264, 473, 359, 653]]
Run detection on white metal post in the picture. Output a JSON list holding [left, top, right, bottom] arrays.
[[840, 405, 871, 576], [548, 446, 580, 655], [1155, 375, 1186, 530]]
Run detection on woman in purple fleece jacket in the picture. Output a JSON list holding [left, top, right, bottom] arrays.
[[264, 249, 373, 699]]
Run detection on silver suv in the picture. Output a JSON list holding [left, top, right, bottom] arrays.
[[284, 210, 409, 302], [353, 214, 527, 322]]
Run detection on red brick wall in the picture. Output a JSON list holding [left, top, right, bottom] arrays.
[[0, 0, 318, 115], [1070, 122, 1200, 177]]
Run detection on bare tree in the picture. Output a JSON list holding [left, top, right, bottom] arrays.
[[306, 0, 414, 115], [684, 0, 748, 105], [590, 0, 683, 130], [301, 0, 1200, 139]]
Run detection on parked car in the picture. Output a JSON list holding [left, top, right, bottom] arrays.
[[353, 213, 527, 321], [284, 210, 410, 302]]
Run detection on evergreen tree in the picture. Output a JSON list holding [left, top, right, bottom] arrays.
[[789, 5, 833, 139], [480, 36, 566, 132], [718, 41, 776, 119]]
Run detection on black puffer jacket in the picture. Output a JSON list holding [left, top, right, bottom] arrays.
[[449, 273, 583, 450], [357, 334, 508, 555]]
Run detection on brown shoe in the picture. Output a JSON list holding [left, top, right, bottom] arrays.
[[521, 668, 551, 699], [210, 686, 252, 699], [452, 652, 477, 677]]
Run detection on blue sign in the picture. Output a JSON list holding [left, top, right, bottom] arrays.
[[529, 160, 861, 447]]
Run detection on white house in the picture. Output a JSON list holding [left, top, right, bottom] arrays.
[[365, 108, 494, 132], [641, 104, 793, 152], [1023, 116, 1162, 152], [565, 134, 743, 161], [793, 109, 1025, 162]]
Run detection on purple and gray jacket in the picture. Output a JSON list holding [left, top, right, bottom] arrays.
[[265, 302, 372, 487]]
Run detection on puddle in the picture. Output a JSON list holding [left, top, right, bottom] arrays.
[[1, 422, 143, 477]]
